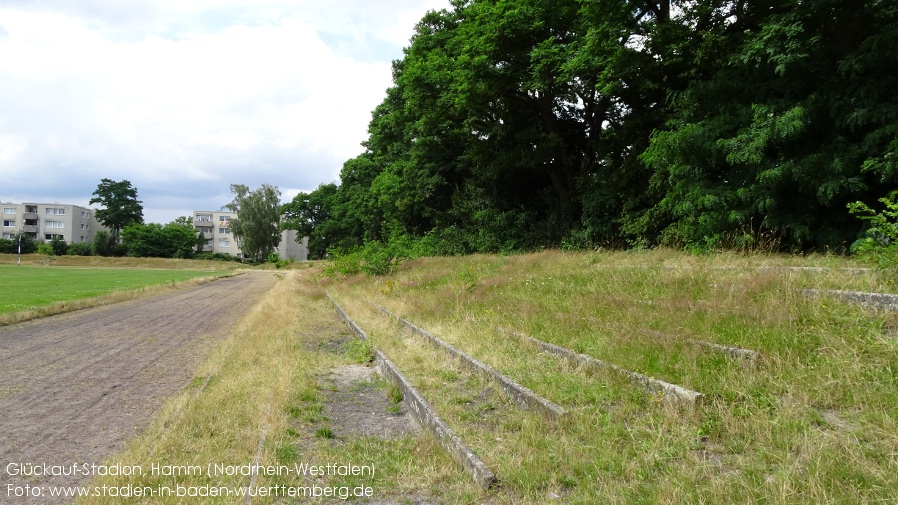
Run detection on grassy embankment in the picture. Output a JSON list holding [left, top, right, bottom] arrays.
[[81, 250, 897, 504]]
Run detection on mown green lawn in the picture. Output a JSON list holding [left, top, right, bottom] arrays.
[[0, 265, 228, 314]]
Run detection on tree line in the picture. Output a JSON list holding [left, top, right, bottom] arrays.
[[282, 0, 898, 258], [1, 179, 283, 262]]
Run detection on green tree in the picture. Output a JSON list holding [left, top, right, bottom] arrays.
[[121, 218, 197, 258], [89, 179, 144, 240], [224, 184, 282, 262], [92, 230, 126, 257], [639, 0, 898, 249], [281, 183, 339, 259]]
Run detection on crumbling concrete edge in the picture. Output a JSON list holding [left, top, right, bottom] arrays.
[[689, 339, 760, 364], [505, 329, 704, 407], [641, 329, 760, 366], [377, 306, 567, 419], [327, 294, 498, 489], [803, 289, 898, 312]]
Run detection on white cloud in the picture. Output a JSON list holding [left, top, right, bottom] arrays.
[[0, 0, 450, 224]]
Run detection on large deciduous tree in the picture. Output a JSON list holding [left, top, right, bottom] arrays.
[[89, 179, 144, 240], [224, 184, 282, 262], [289, 0, 898, 254]]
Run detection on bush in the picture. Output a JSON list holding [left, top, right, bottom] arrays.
[[0, 233, 37, 254], [323, 241, 401, 277], [36, 243, 54, 255], [848, 194, 898, 267], [193, 252, 243, 262], [93, 231, 128, 257], [67, 242, 93, 256], [50, 236, 68, 256]]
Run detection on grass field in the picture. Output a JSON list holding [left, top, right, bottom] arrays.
[[0, 263, 232, 325], [66, 250, 898, 504]]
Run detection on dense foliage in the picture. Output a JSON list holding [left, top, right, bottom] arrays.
[[92, 230, 128, 257], [0, 233, 37, 254], [121, 218, 199, 258], [284, 0, 897, 255]]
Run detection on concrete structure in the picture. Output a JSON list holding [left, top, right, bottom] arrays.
[[193, 210, 308, 261], [328, 294, 498, 489], [1, 202, 104, 243]]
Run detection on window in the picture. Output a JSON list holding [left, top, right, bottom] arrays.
[[196, 214, 212, 222], [80, 223, 85, 230], [2, 207, 15, 214], [2, 233, 13, 239], [46, 220, 65, 229], [45, 207, 65, 215], [81, 211, 89, 219], [219, 227, 230, 234], [218, 216, 231, 222], [2, 220, 14, 227], [218, 238, 230, 247], [45, 233, 62, 240], [204, 240, 213, 247]]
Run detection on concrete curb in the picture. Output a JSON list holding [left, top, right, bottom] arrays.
[[803, 289, 898, 311], [327, 295, 498, 489], [504, 329, 704, 407], [641, 330, 760, 366], [377, 306, 568, 420]]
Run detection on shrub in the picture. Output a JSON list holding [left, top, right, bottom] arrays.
[[67, 242, 93, 256], [1, 233, 38, 254], [36, 243, 54, 255], [193, 252, 242, 262], [50, 236, 68, 256], [848, 193, 898, 267]]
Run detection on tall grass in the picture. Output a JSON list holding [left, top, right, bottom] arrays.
[[324, 250, 898, 503], [77, 250, 898, 503]]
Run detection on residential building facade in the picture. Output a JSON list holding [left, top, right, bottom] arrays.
[[193, 211, 308, 261], [1, 202, 105, 243]]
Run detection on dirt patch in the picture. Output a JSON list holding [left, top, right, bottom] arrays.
[[0, 272, 278, 503], [321, 364, 419, 439]]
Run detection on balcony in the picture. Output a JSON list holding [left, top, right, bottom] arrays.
[[23, 212, 38, 220], [22, 225, 37, 233]]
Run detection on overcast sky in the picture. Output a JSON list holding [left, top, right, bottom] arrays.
[[0, 0, 449, 223]]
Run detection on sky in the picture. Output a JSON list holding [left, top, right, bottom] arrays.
[[0, 0, 450, 224]]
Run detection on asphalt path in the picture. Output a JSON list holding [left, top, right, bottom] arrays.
[[0, 271, 277, 503]]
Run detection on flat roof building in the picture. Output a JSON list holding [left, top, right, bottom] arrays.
[[1, 202, 105, 244], [193, 210, 308, 261]]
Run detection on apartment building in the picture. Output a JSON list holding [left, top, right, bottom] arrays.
[[193, 211, 308, 261], [1, 202, 105, 243]]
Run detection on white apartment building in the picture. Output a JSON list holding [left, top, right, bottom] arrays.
[[1, 202, 105, 243], [193, 211, 308, 261]]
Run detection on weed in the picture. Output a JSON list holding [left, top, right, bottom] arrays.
[[342, 339, 375, 364]]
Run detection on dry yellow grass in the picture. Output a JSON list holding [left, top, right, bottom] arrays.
[[79, 268, 477, 504], [66, 250, 898, 503]]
